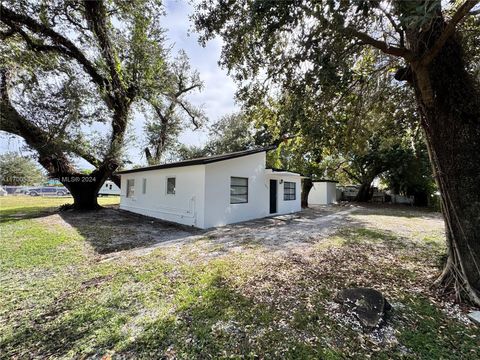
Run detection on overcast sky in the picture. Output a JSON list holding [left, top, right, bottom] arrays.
[[0, 0, 238, 168]]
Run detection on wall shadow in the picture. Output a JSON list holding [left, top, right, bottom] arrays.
[[58, 208, 205, 254]]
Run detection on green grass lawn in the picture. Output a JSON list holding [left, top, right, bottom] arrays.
[[0, 197, 478, 359]]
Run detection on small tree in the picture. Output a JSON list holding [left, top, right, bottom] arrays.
[[143, 51, 205, 165], [0, 152, 45, 186], [175, 112, 260, 160], [205, 112, 258, 154]]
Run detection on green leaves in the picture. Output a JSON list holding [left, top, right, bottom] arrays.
[[0, 152, 46, 186]]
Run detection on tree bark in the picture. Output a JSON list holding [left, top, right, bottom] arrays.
[[1, 3, 131, 211], [407, 19, 480, 305], [354, 181, 373, 202], [301, 177, 313, 208], [1, 72, 118, 210], [62, 171, 110, 210], [66, 182, 100, 210]]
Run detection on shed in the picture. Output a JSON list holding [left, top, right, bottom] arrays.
[[308, 180, 338, 205], [116, 147, 302, 229], [98, 180, 121, 196]]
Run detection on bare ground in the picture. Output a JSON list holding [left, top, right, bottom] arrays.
[[55, 204, 367, 258]]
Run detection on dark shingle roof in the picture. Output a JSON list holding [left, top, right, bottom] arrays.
[[312, 179, 339, 183], [116, 146, 275, 175]]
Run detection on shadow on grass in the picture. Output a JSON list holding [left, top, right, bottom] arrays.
[[349, 204, 442, 219], [121, 271, 339, 359], [58, 208, 203, 254], [123, 274, 266, 358], [0, 206, 61, 224], [2, 212, 475, 359], [1, 269, 324, 359], [339, 226, 447, 274], [0, 287, 127, 359]]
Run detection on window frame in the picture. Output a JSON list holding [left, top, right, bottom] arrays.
[[126, 179, 135, 198], [142, 178, 147, 194], [166, 176, 176, 195], [283, 181, 296, 201], [230, 176, 248, 204]]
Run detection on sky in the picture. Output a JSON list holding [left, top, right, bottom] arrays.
[[0, 0, 238, 168]]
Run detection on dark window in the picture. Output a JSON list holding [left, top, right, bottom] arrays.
[[230, 177, 248, 204], [126, 179, 135, 198], [167, 177, 176, 195], [284, 181, 296, 201], [142, 178, 146, 194]]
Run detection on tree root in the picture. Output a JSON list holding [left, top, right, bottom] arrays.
[[433, 259, 480, 307], [59, 203, 102, 211]]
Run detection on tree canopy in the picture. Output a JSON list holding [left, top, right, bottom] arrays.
[[0, 152, 45, 186], [194, 0, 480, 305], [0, 0, 200, 207], [143, 50, 206, 165]]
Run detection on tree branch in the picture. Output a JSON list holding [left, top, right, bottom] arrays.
[[83, 0, 127, 96], [1, 70, 78, 175], [379, 6, 404, 47], [344, 27, 413, 60], [420, 0, 479, 65], [5, 22, 63, 53], [1, 69, 101, 169], [174, 83, 201, 98], [0, 6, 107, 89], [342, 168, 362, 183], [177, 101, 200, 129]]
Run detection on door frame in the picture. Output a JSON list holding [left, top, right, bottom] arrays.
[[269, 179, 277, 214]]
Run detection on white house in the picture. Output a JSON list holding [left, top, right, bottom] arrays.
[[308, 180, 338, 205], [116, 148, 302, 229], [99, 180, 121, 196]]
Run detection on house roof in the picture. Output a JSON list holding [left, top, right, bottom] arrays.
[[116, 146, 276, 175], [312, 179, 339, 183], [265, 168, 302, 177], [267, 167, 292, 173]]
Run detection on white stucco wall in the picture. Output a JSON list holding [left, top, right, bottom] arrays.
[[308, 181, 337, 205], [120, 165, 206, 228], [119, 152, 303, 229], [203, 152, 268, 228], [266, 174, 302, 216], [326, 182, 337, 203]]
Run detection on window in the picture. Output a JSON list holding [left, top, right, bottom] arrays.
[[284, 181, 296, 201], [166, 177, 176, 195], [230, 177, 248, 204], [126, 179, 135, 198], [142, 178, 147, 194], [109, 184, 112, 190]]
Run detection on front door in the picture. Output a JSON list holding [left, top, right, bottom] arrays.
[[269, 179, 277, 214]]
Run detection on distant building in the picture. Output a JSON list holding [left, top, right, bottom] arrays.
[[98, 180, 120, 196], [308, 180, 338, 205]]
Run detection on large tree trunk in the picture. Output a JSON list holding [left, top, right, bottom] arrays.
[[354, 181, 373, 202], [406, 18, 480, 305], [301, 177, 313, 208], [60, 167, 112, 210], [1, 80, 116, 211], [67, 181, 101, 210]]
